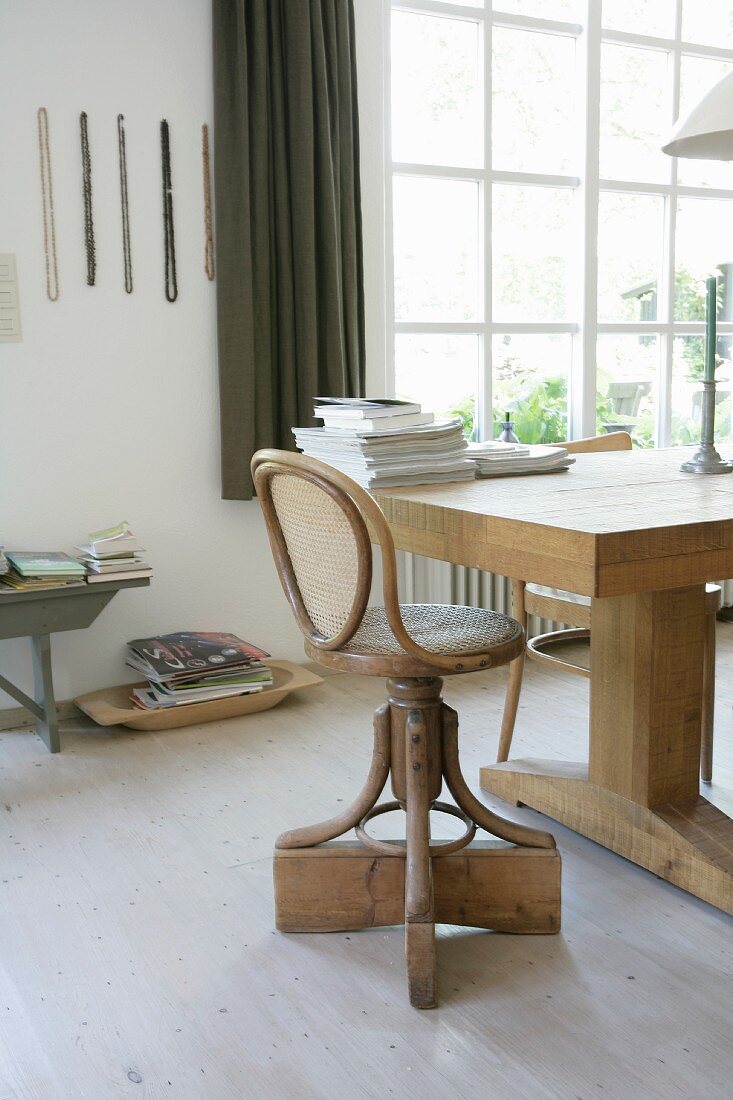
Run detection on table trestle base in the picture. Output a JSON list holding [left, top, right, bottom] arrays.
[[481, 759, 733, 916]]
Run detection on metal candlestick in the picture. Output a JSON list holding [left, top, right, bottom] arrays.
[[679, 378, 733, 474], [680, 275, 733, 474]]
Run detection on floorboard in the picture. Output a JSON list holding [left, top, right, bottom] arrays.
[[0, 628, 731, 1099]]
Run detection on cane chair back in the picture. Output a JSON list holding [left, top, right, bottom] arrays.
[[254, 456, 373, 650], [252, 450, 523, 675]]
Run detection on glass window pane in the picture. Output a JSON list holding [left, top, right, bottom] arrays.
[[682, 1, 733, 49], [393, 176, 480, 322], [492, 335, 571, 444], [671, 335, 732, 446], [395, 334, 479, 438], [596, 335, 659, 446], [491, 29, 575, 175], [603, 0, 674, 37], [600, 44, 670, 183], [492, 185, 573, 321], [677, 57, 733, 189], [597, 192, 664, 322], [391, 11, 482, 168], [675, 198, 733, 321], [499, 0, 578, 18]]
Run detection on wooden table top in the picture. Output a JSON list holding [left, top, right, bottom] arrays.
[[376, 447, 733, 597]]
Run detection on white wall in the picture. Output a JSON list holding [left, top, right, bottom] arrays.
[[0, 0, 387, 709]]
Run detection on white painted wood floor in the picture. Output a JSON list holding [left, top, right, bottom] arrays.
[[1, 629, 732, 1100]]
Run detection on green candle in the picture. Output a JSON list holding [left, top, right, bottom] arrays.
[[705, 275, 717, 382]]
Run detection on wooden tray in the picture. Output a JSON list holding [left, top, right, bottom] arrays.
[[73, 660, 323, 731]]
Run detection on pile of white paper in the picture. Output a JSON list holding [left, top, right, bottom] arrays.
[[467, 441, 575, 477], [293, 417, 475, 489]]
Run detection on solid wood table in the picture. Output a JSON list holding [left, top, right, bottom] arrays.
[[376, 448, 733, 915], [0, 577, 150, 752]]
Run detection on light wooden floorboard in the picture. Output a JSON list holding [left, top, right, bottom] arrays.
[[0, 629, 732, 1099]]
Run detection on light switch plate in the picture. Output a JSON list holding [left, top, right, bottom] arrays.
[[0, 254, 21, 341]]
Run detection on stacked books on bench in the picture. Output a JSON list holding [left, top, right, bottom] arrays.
[[467, 441, 575, 477], [293, 398, 475, 489], [0, 551, 86, 591], [126, 631, 273, 711], [77, 522, 153, 583]]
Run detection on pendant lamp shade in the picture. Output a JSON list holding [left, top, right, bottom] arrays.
[[662, 70, 733, 160]]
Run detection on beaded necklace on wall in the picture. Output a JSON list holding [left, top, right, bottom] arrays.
[[117, 113, 133, 293], [160, 119, 178, 303], [79, 111, 96, 286], [202, 123, 215, 281], [37, 107, 59, 301]]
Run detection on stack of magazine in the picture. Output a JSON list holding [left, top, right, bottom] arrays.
[[467, 441, 575, 477], [77, 522, 153, 583], [126, 631, 273, 711], [293, 398, 475, 489], [0, 551, 86, 592]]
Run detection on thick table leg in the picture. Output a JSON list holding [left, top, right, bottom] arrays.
[[481, 585, 733, 915], [30, 634, 60, 754]]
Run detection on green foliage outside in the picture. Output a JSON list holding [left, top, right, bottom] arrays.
[[448, 377, 615, 445]]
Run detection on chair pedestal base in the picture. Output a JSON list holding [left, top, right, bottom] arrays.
[[274, 677, 561, 1009]]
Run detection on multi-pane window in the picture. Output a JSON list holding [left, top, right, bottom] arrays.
[[388, 0, 733, 447]]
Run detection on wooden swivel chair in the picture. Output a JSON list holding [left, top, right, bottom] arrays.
[[498, 432, 721, 782], [252, 450, 560, 1009]]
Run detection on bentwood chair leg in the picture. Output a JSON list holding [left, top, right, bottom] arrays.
[[275, 703, 391, 849], [701, 608, 716, 783], [497, 579, 528, 763], [404, 706, 437, 1009]]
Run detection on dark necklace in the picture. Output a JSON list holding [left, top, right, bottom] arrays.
[[117, 114, 133, 293], [160, 119, 177, 302], [80, 111, 96, 286]]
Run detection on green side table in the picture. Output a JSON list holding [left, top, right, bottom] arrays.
[[0, 577, 150, 752]]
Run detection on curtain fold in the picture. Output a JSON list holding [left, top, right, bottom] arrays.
[[213, 0, 365, 500]]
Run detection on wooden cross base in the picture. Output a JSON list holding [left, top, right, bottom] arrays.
[[273, 677, 562, 1009]]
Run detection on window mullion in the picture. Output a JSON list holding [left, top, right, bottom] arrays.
[[658, 1, 683, 448], [479, 10, 492, 441], [571, 0, 602, 439], [384, 0, 396, 398]]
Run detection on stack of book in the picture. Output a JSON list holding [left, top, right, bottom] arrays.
[[77, 522, 153, 584], [0, 546, 7, 577], [126, 631, 273, 711], [0, 551, 86, 592], [467, 441, 575, 477], [293, 398, 475, 489]]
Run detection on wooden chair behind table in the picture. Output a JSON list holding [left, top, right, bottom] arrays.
[[497, 431, 721, 782], [252, 449, 560, 1010]]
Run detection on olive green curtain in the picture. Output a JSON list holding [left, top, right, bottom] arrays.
[[213, 0, 366, 500]]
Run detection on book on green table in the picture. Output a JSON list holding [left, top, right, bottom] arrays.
[[6, 552, 86, 576], [1, 570, 86, 591], [82, 521, 139, 559]]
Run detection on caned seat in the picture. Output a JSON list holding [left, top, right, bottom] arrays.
[[498, 432, 721, 781], [325, 603, 521, 673], [252, 449, 560, 1010]]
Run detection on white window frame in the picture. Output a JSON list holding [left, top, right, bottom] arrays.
[[385, 0, 733, 445]]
